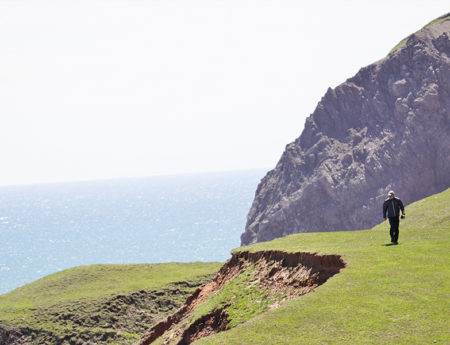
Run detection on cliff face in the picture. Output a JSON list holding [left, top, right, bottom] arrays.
[[241, 15, 450, 245]]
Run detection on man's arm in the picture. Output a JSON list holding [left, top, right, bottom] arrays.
[[383, 201, 388, 219], [399, 199, 405, 216]]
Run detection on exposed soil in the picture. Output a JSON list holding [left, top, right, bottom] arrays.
[[0, 324, 33, 345], [138, 250, 345, 345], [177, 307, 229, 345]]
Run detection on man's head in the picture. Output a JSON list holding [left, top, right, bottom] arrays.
[[388, 190, 395, 199]]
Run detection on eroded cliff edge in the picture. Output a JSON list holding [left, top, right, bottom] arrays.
[[138, 250, 345, 345], [241, 14, 450, 245]]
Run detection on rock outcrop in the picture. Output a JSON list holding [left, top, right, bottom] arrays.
[[241, 14, 450, 245]]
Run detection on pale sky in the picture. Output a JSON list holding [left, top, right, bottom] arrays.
[[0, 0, 448, 186]]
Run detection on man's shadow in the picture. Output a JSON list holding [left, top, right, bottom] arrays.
[[384, 243, 399, 246]]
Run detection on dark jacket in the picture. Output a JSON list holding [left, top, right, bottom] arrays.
[[383, 197, 405, 218]]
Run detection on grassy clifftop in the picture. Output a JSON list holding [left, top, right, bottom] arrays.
[[196, 188, 449, 344], [0, 262, 221, 344]]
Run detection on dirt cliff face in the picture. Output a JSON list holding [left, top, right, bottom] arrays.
[[138, 250, 345, 345], [241, 14, 450, 245]]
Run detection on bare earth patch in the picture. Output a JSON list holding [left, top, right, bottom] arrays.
[[138, 250, 345, 345]]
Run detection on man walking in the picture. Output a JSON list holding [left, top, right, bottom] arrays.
[[383, 190, 405, 244]]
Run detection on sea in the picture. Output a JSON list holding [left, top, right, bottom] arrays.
[[0, 169, 266, 295]]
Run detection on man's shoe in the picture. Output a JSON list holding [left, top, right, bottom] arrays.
[[393, 241, 398, 245]]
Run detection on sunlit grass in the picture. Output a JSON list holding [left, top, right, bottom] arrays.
[[196, 188, 450, 344]]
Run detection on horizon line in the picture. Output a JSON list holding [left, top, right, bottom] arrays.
[[0, 168, 270, 188]]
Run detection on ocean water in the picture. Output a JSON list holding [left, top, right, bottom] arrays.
[[0, 170, 265, 295]]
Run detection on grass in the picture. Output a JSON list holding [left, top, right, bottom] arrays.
[[193, 188, 450, 344], [389, 12, 449, 54], [153, 265, 280, 345], [0, 262, 221, 344], [0, 262, 220, 307], [423, 12, 450, 29], [191, 265, 276, 329]]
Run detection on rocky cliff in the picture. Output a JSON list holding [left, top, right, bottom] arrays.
[[241, 14, 450, 245]]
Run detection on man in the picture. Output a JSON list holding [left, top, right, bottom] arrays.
[[383, 190, 405, 244]]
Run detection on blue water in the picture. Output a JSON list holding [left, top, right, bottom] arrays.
[[0, 170, 264, 295]]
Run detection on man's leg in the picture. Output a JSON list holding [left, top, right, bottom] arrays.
[[391, 217, 400, 243], [388, 217, 396, 242]]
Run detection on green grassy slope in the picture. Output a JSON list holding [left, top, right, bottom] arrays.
[[0, 262, 221, 344], [195, 188, 450, 344]]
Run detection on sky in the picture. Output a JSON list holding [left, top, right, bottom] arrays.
[[0, 0, 448, 186]]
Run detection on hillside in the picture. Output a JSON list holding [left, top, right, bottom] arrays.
[[0, 262, 221, 345], [0, 190, 448, 345], [139, 188, 449, 344], [241, 13, 450, 245]]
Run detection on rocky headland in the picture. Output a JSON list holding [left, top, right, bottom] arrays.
[[241, 14, 450, 245]]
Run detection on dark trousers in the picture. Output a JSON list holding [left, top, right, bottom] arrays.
[[388, 216, 400, 242]]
